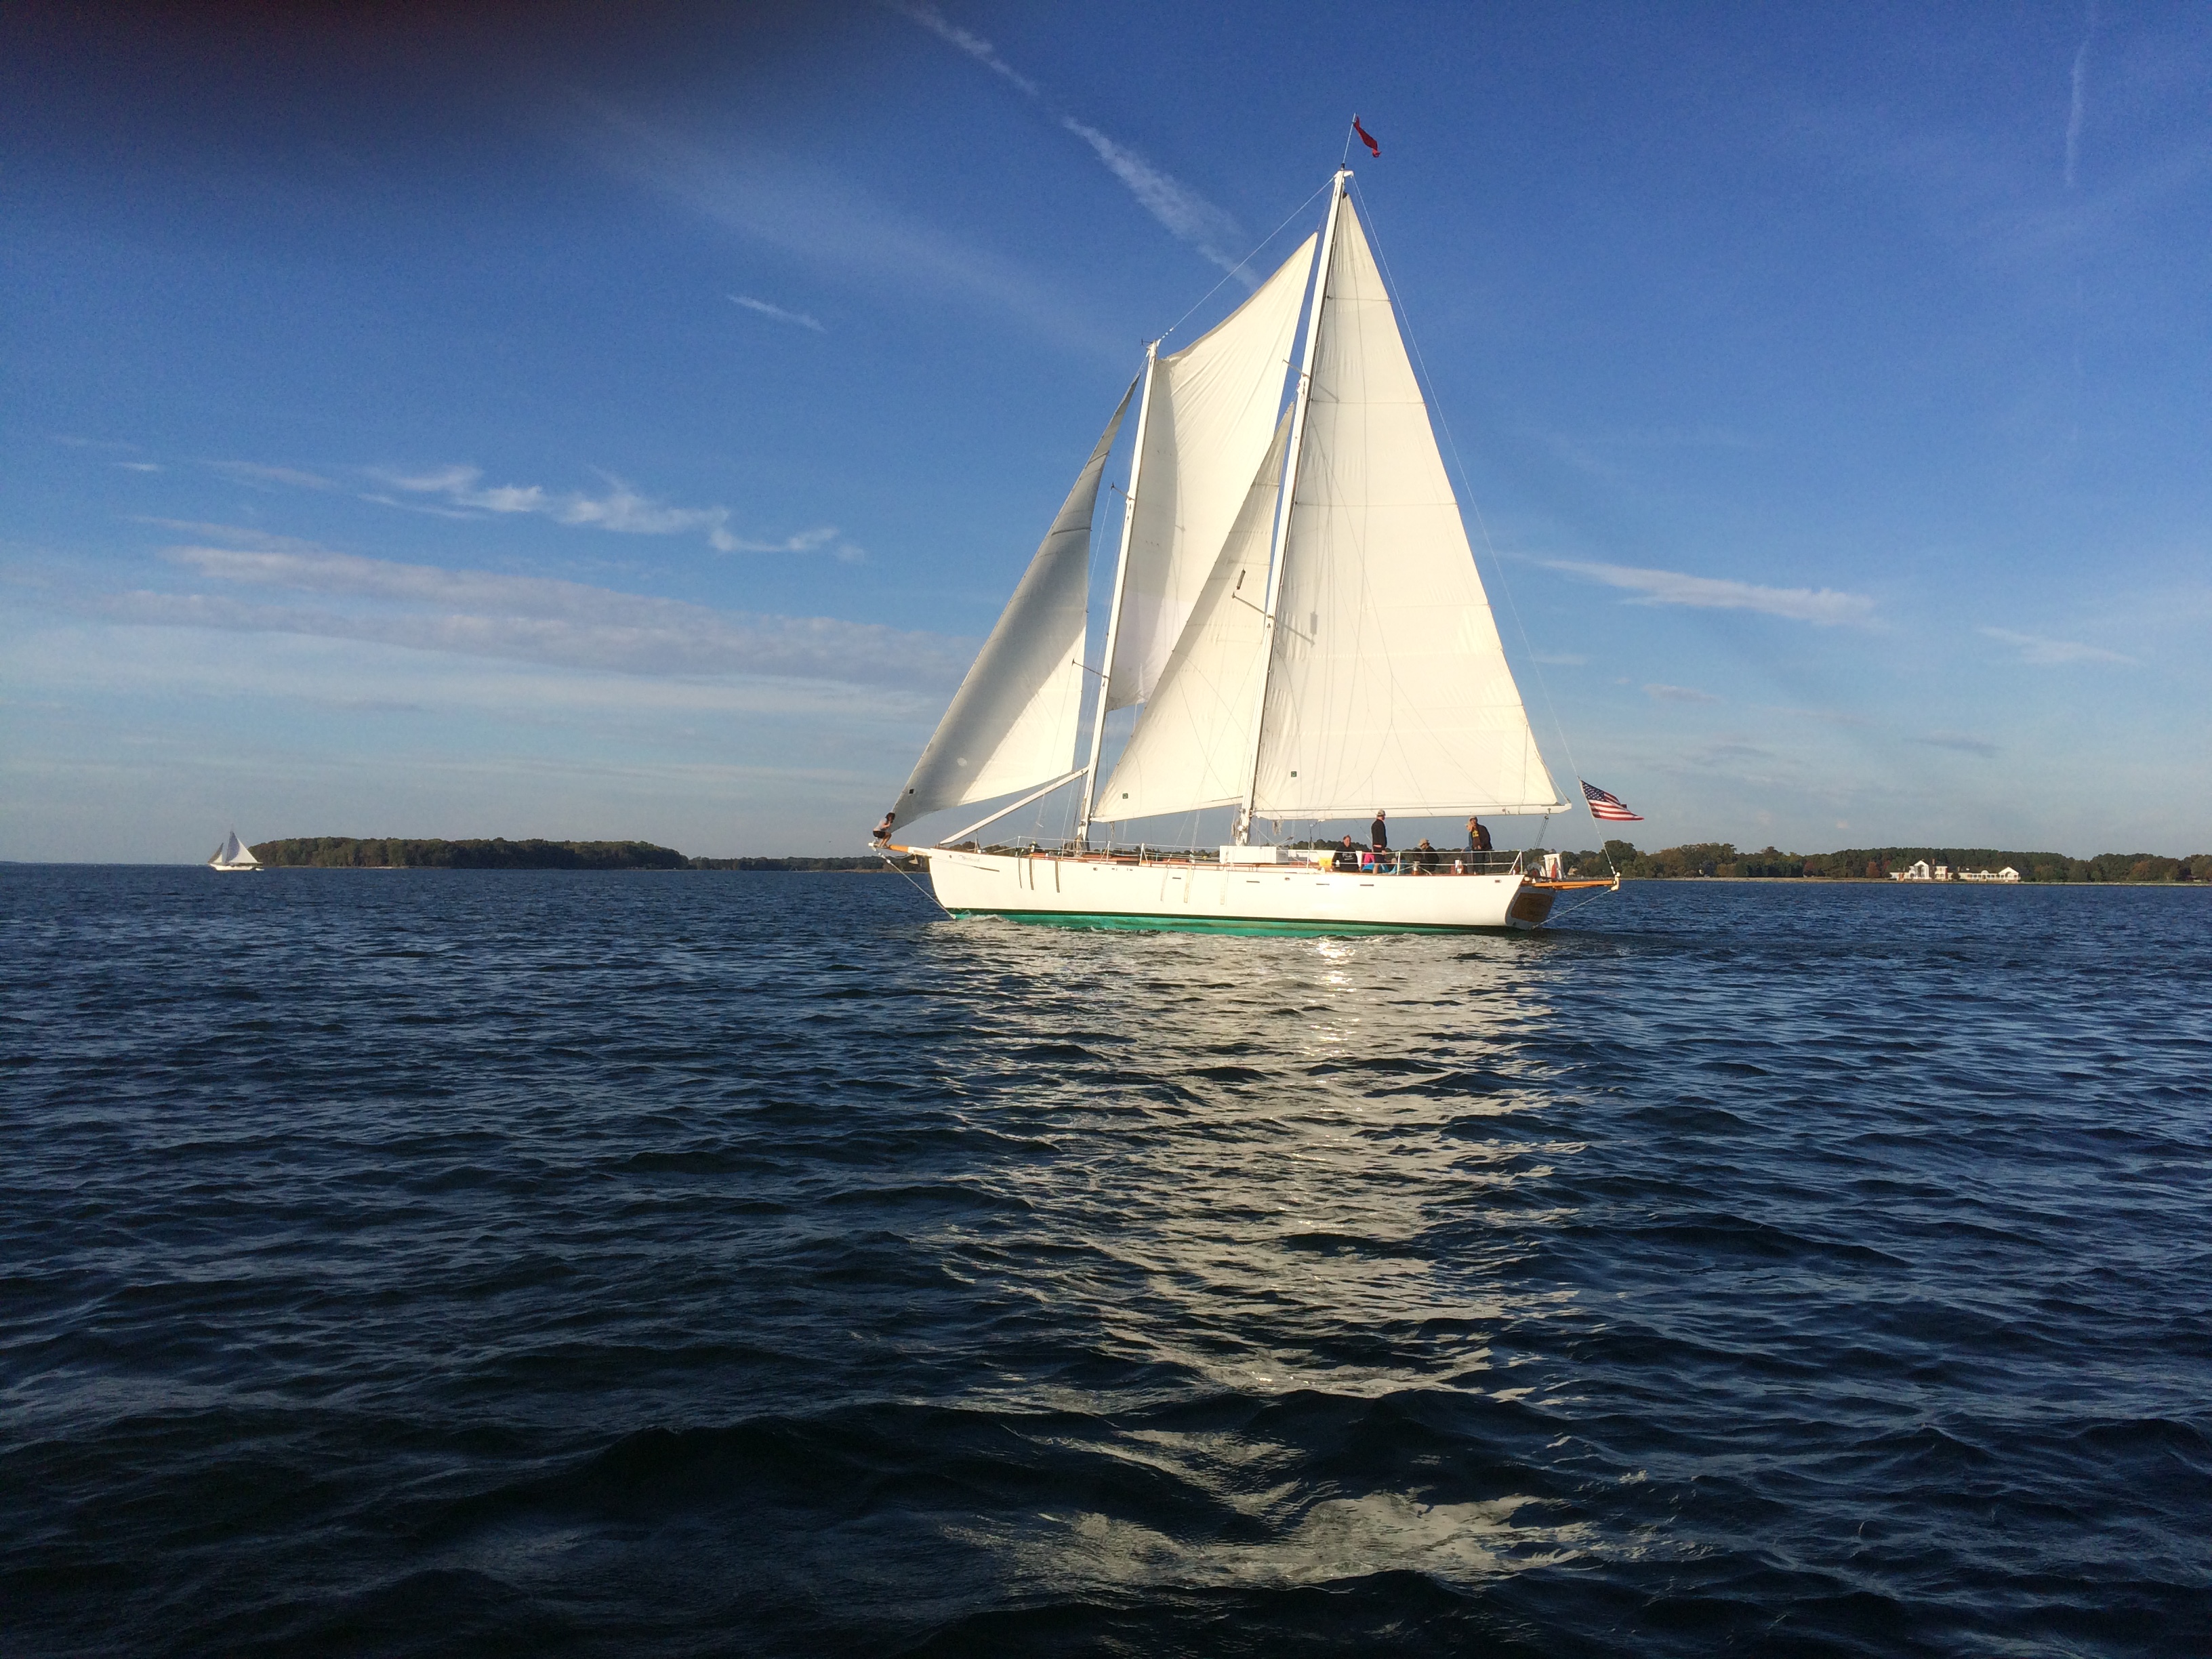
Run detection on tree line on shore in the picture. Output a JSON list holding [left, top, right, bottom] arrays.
[[1553, 842, 2207, 883], [246, 838, 897, 871]]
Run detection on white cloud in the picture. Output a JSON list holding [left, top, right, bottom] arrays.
[[129, 540, 968, 689], [578, 105, 1113, 358], [729, 293, 825, 332], [1978, 626, 2135, 665], [1912, 731, 1999, 757], [2066, 0, 2096, 189], [208, 460, 341, 491], [1549, 560, 1878, 626], [1059, 119, 1248, 274], [882, 1, 1040, 98], [1645, 683, 1723, 704], [884, 1, 1249, 276], [367, 466, 864, 561]]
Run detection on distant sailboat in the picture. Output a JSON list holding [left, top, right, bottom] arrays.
[[879, 167, 1616, 933], [208, 830, 262, 872]]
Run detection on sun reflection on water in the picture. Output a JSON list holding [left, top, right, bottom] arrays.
[[904, 921, 1594, 1591]]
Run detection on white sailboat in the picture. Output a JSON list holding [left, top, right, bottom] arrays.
[[208, 830, 262, 872], [880, 169, 1616, 933]]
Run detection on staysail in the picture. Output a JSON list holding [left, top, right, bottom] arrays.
[[1103, 237, 1314, 712], [1095, 409, 1290, 823], [893, 380, 1136, 827], [1249, 194, 1563, 819]]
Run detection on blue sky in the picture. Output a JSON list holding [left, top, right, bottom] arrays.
[[5, 1, 2207, 861]]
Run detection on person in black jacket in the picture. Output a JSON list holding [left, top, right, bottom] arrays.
[[1332, 835, 1361, 872], [1467, 815, 1493, 853], [1370, 808, 1389, 853]]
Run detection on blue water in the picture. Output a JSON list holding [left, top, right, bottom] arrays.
[[2, 867, 2207, 1657]]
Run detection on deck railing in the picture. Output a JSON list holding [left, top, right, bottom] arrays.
[[964, 842, 1536, 877]]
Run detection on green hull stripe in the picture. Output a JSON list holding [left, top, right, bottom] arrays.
[[945, 908, 1528, 937]]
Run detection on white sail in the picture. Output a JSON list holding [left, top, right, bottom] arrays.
[[1104, 236, 1314, 712], [893, 382, 1134, 828], [210, 831, 260, 867], [1251, 199, 1563, 819], [1097, 409, 1290, 823]]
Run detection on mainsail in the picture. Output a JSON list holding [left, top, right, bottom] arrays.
[[893, 380, 1135, 827], [1096, 409, 1291, 823], [1248, 194, 1563, 819], [1103, 237, 1314, 712]]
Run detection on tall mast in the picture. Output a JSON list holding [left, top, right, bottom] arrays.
[[1234, 169, 1347, 845], [1074, 340, 1159, 847]]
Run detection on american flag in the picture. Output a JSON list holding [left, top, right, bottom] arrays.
[[1581, 780, 1643, 822]]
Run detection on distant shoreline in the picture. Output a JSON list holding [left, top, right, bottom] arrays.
[[239, 838, 908, 872]]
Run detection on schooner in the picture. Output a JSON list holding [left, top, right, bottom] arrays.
[[880, 169, 1614, 933]]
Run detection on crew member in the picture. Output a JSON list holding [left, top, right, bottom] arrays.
[[1332, 834, 1361, 872], [872, 811, 896, 846], [1467, 815, 1492, 853], [1370, 808, 1389, 852]]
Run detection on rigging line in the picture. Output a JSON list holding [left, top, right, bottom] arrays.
[[1160, 178, 1332, 342], [875, 848, 951, 916], [1347, 179, 1600, 866]]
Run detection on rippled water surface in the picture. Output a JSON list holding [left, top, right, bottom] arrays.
[[3, 867, 2207, 1656]]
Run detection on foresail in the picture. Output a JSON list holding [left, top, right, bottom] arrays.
[[1096, 409, 1290, 824], [1105, 235, 1314, 712], [894, 380, 1135, 827], [1252, 201, 1563, 818]]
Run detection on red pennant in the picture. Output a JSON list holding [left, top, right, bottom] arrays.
[[1352, 116, 1379, 159]]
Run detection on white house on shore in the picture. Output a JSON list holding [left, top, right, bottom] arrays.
[[1891, 861, 2020, 882]]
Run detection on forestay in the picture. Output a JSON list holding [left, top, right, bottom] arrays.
[[1104, 237, 1313, 712], [1251, 200, 1563, 818], [893, 381, 1135, 827], [1097, 410, 1290, 823]]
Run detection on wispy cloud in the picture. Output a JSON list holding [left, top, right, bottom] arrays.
[[1549, 560, 1878, 626], [369, 466, 863, 562], [209, 460, 341, 491], [2066, 0, 2097, 189], [1059, 119, 1248, 272], [1774, 706, 1876, 728], [729, 293, 825, 333], [883, 1, 1039, 97], [578, 106, 1113, 358], [115, 462, 163, 474], [1912, 731, 1999, 757], [134, 539, 968, 689], [884, 2, 1250, 276], [1979, 626, 2135, 665], [1645, 683, 1723, 704]]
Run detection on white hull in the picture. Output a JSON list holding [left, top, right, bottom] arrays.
[[916, 848, 1559, 933]]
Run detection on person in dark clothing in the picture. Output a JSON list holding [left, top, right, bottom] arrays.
[[1370, 809, 1389, 852], [1467, 815, 1493, 853], [1332, 834, 1361, 872], [1414, 837, 1438, 873]]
